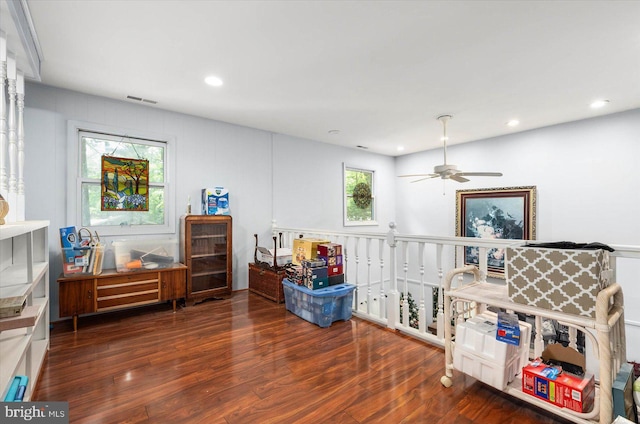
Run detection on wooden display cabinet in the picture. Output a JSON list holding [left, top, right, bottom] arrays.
[[180, 215, 232, 305]]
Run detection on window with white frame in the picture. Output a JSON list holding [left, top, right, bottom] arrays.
[[68, 121, 175, 236], [343, 164, 377, 226]]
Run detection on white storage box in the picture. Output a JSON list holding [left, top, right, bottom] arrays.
[[113, 238, 178, 272], [453, 312, 532, 390], [257, 247, 292, 267], [453, 346, 522, 390]]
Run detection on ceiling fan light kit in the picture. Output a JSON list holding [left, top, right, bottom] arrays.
[[399, 114, 503, 183]]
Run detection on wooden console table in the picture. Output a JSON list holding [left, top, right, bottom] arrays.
[[248, 262, 286, 303], [57, 263, 187, 331]]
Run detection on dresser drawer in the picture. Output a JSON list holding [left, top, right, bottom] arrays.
[[96, 273, 160, 311]]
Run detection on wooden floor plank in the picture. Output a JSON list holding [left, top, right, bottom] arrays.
[[34, 290, 573, 423]]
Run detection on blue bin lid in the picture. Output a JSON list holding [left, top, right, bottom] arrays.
[[282, 278, 355, 297]]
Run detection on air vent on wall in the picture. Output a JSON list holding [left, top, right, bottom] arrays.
[[126, 95, 158, 105]]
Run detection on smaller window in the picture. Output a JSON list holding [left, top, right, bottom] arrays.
[[343, 164, 377, 226]]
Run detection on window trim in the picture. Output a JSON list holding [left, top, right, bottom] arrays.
[[343, 163, 377, 227], [67, 120, 176, 236]]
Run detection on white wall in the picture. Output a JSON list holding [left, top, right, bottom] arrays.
[[395, 108, 640, 360], [24, 83, 396, 321]]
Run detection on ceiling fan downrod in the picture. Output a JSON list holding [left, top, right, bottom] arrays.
[[438, 114, 452, 165]]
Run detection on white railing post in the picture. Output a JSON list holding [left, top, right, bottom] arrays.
[[386, 222, 399, 330], [401, 240, 409, 328], [354, 236, 361, 311], [436, 244, 445, 338], [418, 242, 426, 333], [365, 237, 372, 315], [378, 238, 386, 320]]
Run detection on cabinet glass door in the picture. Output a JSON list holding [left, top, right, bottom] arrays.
[[190, 222, 228, 293]]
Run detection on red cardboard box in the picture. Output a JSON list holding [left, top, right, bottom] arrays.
[[522, 362, 595, 413], [328, 264, 343, 276], [317, 243, 342, 257]]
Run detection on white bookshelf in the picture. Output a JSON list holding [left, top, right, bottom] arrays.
[[0, 221, 49, 402]]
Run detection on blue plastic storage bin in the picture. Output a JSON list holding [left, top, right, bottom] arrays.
[[282, 278, 356, 327]]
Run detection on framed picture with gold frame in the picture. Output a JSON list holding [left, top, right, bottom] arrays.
[[456, 186, 536, 278]]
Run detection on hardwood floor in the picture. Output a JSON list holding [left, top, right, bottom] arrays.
[[34, 290, 572, 424]]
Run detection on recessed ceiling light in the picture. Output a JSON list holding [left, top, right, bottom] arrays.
[[397, 146, 405, 152], [328, 129, 340, 135], [506, 119, 520, 127], [204, 75, 223, 87], [590, 99, 609, 108]]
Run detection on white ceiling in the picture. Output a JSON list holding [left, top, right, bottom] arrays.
[[25, 0, 640, 156]]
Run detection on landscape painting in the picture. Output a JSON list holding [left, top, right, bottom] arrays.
[[456, 186, 536, 278]]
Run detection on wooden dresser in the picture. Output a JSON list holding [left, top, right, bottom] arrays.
[[248, 262, 286, 303], [57, 263, 187, 331]]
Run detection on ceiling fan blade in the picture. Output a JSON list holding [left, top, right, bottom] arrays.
[[456, 172, 503, 177], [398, 173, 438, 178], [410, 175, 441, 183], [449, 174, 470, 183]]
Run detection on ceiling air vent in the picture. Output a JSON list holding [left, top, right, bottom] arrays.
[[126, 95, 158, 105]]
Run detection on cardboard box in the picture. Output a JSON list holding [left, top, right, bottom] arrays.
[[303, 266, 328, 290], [285, 265, 304, 285], [328, 274, 345, 286], [317, 243, 342, 257], [318, 255, 343, 266], [506, 245, 613, 317], [292, 238, 330, 265], [327, 264, 343, 276], [522, 344, 595, 413], [496, 311, 521, 346], [201, 187, 230, 215]]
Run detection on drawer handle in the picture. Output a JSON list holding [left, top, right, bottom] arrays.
[[87, 290, 93, 299], [259, 270, 265, 276]]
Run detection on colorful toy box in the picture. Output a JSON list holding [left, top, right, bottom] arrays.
[[282, 279, 355, 327], [201, 187, 230, 215]]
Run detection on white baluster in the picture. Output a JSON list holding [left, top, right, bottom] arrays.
[[378, 238, 386, 320], [353, 237, 360, 313], [16, 72, 24, 220], [6, 54, 17, 222], [418, 242, 426, 333], [386, 222, 399, 330], [436, 244, 444, 338], [0, 33, 6, 198], [365, 237, 372, 316], [401, 240, 409, 328]]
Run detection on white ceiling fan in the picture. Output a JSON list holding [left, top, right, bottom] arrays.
[[400, 115, 503, 183]]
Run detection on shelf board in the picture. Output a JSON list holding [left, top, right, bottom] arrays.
[[0, 305, 41, 332], [502, 375, 600, 424], [0, 221, 49, 240], [192, 270, 227, 278], [445, 281, 598, 328]]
